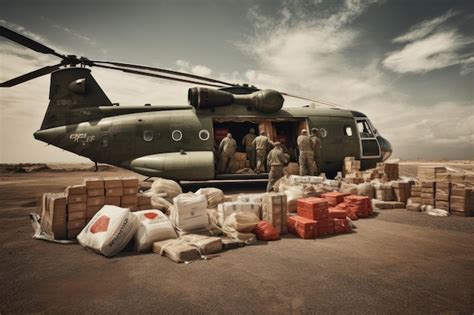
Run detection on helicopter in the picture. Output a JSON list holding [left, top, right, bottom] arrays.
[[0, 26, 392, 181]]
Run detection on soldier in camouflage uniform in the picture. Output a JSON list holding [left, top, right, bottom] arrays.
[[266, 142, 289, 192], [242, 128, 256, 170], [218, 133, 237, 173], [310, 128, 322, 175], [252, 130, 272, 174], [297, 129, 315, 176]]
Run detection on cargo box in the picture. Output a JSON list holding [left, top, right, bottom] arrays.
[[66, 185, 86, 196], [87, 196, 105, 207], [105, 196, 121, 206], [86, 205, 102, 219], [41, 193, 67, 240], [68, 202, 86, 213], [262, 193, 288, 234], [318, 219, 334, 236], [67, 219, 86, 230], [122, 177, 139, 188], [68, 210, 86, 221], [287, 216, 317, 239], [333, 218, 350, 234], [297, 198, 329, 221], [123, 187, 138, 195], [84, 178, 104, 189], [67, 194, 87, 204], [105, 187, 123, 196], [87, 188, 104, 197], [104, 177, 123, 188]]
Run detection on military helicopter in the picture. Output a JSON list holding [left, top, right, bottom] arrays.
[[0, 26, 392, 180]]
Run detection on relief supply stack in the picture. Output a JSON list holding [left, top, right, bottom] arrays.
[[66, 185, 87, 239], [85, 178, 105, 220], [421, 182, 436, 207], [344, 195, 372, 219], [392, 181, 411, 205], [262, 193, 288, 234], [40, 193, 67, 240], [435, 181, 451, 212], [450, 187, 473, 217], [121, 177, 140, 211]]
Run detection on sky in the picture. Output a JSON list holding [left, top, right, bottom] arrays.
[[0, 0, 473, 163]]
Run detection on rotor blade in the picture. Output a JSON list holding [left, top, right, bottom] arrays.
[[91, 60, 234, 87], [280, 92, 345, 108], [0, 26, 65, 59], [91, 63, 226, 88], [0, 63, 62, 87]]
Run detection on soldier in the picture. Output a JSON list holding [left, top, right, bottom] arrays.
[[297, 129, 315, 176], [218, 133, 237, 173], [241, 128, 256, 170], [252, 130, 271, 174], [310, 128, 322, 175], [266, 142, 289, 192]]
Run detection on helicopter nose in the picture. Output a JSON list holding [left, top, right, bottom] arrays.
[[377, 135, 393, 161]]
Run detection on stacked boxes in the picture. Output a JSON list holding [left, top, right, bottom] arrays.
[[297, 197, 333, 237], [375, 183, 394, 201], [343, 157, 360, 176], [121, 177, 140, 211], [417, 166, 446, 182], [231, 152, 247, 171], [410, 185, 422, 204], [85, 178, 105, 220], [435, 181, 451, 211], [262, 193, 288, 234], [383, 163, 399, 181], [138, 194, 152, 210], [344, 195, 372, 218], [66, 184, 87, 239], [392, 182, 411, 204], [321, 192, 349, 207], [421, 182, 435, 206], [450, 188, 473, 216], [41, 193, 67, 240], [287, 216, 317, 239]]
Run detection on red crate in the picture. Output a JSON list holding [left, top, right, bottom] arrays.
[[287, 216, 318, 239], [297, 198, 329, 221], [329, 208, 347, 219], [321, 192, 350, 206], [318, 219, 334, 236], [334, 218, 350, 234]]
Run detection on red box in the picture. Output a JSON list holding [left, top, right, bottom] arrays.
[[318, 220, 334, 236], [321, 192, 350, 206], [287, 216, 317, 239], [297, 198, 329, 221], [329, 208, 347, 219], [334, 218, 350, 234]]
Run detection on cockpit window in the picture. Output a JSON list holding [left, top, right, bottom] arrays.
[[357, 120, 374, 138]]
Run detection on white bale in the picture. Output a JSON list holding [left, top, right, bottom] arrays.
[[77, 205, 139, 257], [133, 210, 177, 252], [151, 178, 182, 202], [195, 188, 225, 209], [172, 193, 208, 231]]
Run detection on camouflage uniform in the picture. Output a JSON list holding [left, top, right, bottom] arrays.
[[297, 134, 315, 176], [252, 134, 271, 173], [266, 145, 289, 192], [242, 132, 256, 169], [310, 134, 322, 175], [218, 136, 237, 173]]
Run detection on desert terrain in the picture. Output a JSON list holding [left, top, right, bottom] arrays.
[[0, 161, 473, 313]]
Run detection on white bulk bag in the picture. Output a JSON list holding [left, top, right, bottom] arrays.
[[133, 210, 178, 252], [172, 193, 208, 231], [77, 205, 139, 257], [195, 188, 225, 208], [151, 178, 183, 202]]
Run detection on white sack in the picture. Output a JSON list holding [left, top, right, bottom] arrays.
[[172, 193, 208, 231], [133, 210, 177, 252]]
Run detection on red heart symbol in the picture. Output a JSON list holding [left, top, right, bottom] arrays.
[[90, 215, 110, 234], [144, 212, 158, 220]]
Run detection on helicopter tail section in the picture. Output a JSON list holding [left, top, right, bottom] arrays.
[[40, 68, 112, 129]]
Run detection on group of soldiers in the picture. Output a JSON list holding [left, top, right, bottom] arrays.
[[217, 127, 322, 192]]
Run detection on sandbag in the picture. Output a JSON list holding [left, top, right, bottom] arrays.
[[77, 205, 139, 257], [151, 178, 182, 202], [133, 210, 177, 252], [252, 220, 280, 241], [171, 193, 208, 232], [195, 188, 225, 209]]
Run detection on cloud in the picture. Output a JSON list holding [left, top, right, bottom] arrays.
[[383, 12, 474, 74]]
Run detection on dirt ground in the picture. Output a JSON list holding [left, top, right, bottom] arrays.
[[0, 165, 473, 313]]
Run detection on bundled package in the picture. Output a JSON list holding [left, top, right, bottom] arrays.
[[375, 183, 394, 201], [221, 212, 259, 244], [172, 193, 208, 231], [410, 185, 422, 203], [133, 210, 177, 252], [421, 182, 436, 206], [40, 193, 67, 240], [435, 181, 451, 211], [287, 216, 317, 239], [195, 187, 225, 209], [77, 205, 139, 257], [450, 188, 473, 216], [153, 239, 201, 263], [262, 193, 288, 234], [297, 197, 329, 221], [217, 201, 260, 226], [180, 234, 223, 254]]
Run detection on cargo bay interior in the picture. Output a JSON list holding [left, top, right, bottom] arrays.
[[213, 118, 308, 174]]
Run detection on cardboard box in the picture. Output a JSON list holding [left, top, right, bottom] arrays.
[[66, 185, 86, 195], [104, 177, 123, 188], [410, 197, 422, 203], [422, 198, 434, 206], [436, 200, 449, 210], [318, 219, 334, 236], [297, 197, 329, 221], [40, 193, 67, 240], [84, 178, 104, 189], [67, 194, 87, 204], [287, 216, 317, 239], [67, 219, 86, 230], [68, 202, 86, 213], [138, 195, 152, 206], [123, 187, 138, 195], [105, 196, 121, 206], [105, 187, 123, 196], [333, 218, 350, 234], [68, 211, 86, 221], [87, 188, 104, 197], [417, 166, 446, 182], [122, 177, 139, 188], [262, 193, 288, 234], [121, 194, 138, 205], [87, 196, 105, 206], [86, 205, 102, 219]]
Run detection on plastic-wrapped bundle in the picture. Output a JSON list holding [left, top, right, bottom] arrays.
[[150, 178, 182, 202]]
